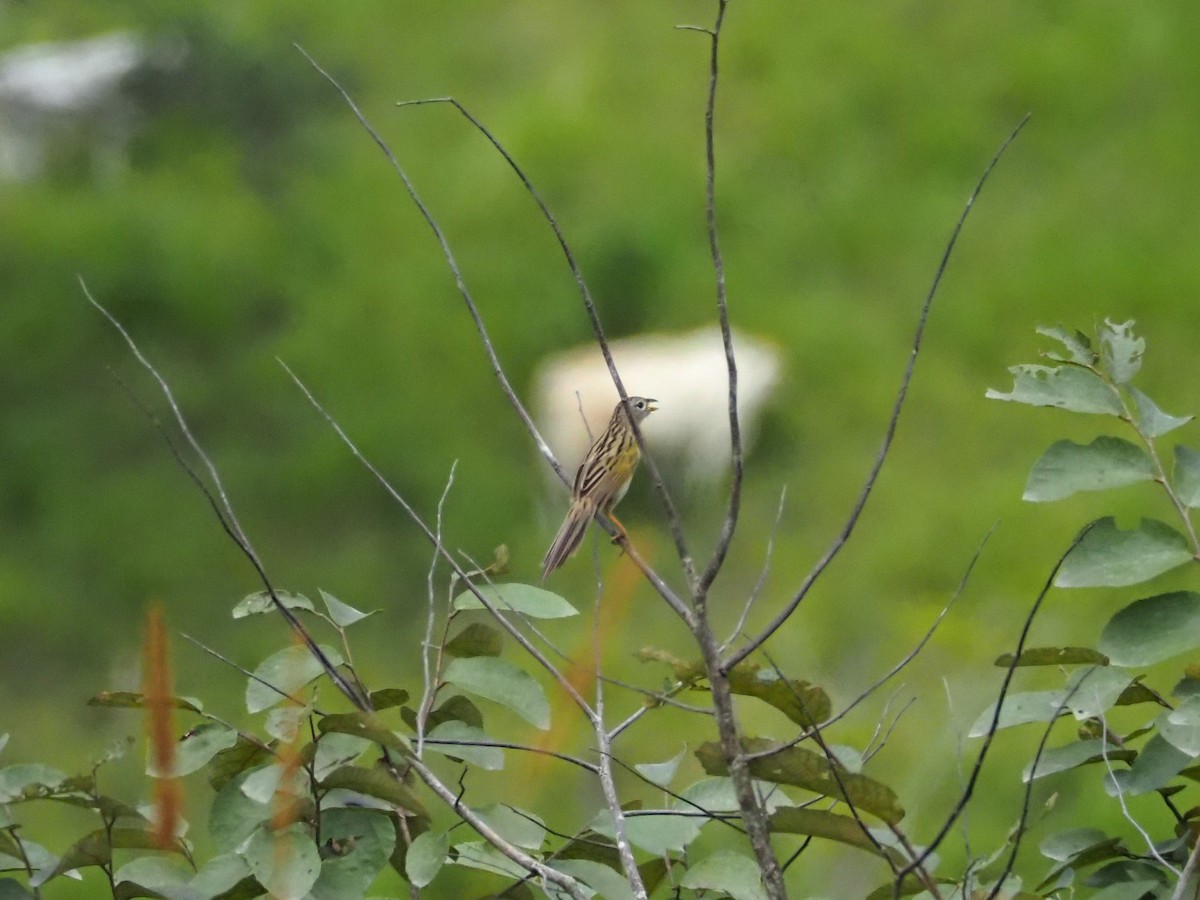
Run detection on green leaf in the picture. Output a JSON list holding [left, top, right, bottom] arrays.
[[405, 831, 448, 888], [769, 807, 904, 863], [1157, 696, 1200, 756], [187, 852, 252, 897], [44, 827, 187, 881], [726, 664, 831, 728], [969, 690, 1064, 736], [680, 852, 769, 900], [1097, 319, 1144, 384], [444, 623, 503, 658], [209, 772, 270, 853], [319, 765, 429, 822], [114, 856, 194, 896], [0, 765, 66, 803], [88, 691, 204, 714], [1063, 666, 1133, 720], [473, 804, 545, 850], [424, 721, 505, 770], [1024, 740, 1134, 781], [676, 777, 790, 815], [307, 808, 395, 900], [240, 762, 309, 804], [452, 583, 578, 619], [590, 809, 700, 856], [449, 841, 529, 879], [245, 644, 344, 713], [149, 722, 238, 778], [1088, 882, 1167, 900], [0, 880, 36, 899], [242, 824, 321, 900], [986, 365, 1121, 415], [318, 589, 377, 627], [552, 859, 636, 900], [634, 747, 687, 787], [994, 647, 1109, 667], [369, 688, 410, 711], [1054, 518, 1192, 588], [442, 657, 549, 729], [696, 739, 903, 824], [207, 736, 273, 792], [1175, 446, 1200, 507], [1036, 831, 1127, 892], [1106, 734, 1192, 796], [1131, 387, 1192, 438], [1099, 592, 1200, 665], [317, 712, 409, 755], [1023, 437, 1153, 502], [265, 704, 311, 742], [313, 732, 371, 780], [233, 590, 315, 619], [1037, 325, 1096, 365]]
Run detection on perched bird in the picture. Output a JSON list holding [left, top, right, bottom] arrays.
[[541, 396, 658, 580]]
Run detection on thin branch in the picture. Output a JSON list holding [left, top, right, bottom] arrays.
[[725, 114, 1032, 671], [693, 0, 741, 598], [180, 633, 327, 718], [84, 280, 363, 707], [983, 673, 1093, 900], [894, 518, 1092, 888], [282, 361, 594, 718], [721, 486, 787, 653], [747, 522, 993, 763], [417, 462, 457, 758], [391, 92, 698, 592]]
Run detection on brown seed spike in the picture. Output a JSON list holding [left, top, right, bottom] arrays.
[[143, 603, 181, 848]]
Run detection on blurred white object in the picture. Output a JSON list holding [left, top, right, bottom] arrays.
[[534, 328, 782, 484], [0, 32, 160, 180]]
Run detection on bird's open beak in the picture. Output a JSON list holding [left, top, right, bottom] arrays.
[[647, 399, 659, 412]]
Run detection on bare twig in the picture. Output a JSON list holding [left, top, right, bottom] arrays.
[[692, 0, 742, 598], [390, 91, 698, 593], [722, 486, 787, 652], [894, 519, 1092, 890], [417, 462, 456, 757], [725, 114, 1031, 671], [84, 279, 363, 707]]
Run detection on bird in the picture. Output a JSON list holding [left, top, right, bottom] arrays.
[[541, 396, 658, 581]]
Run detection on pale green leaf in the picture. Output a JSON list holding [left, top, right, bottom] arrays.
[[1158, 696, 1200, 757], [1023, 437, 1153, 502], [553, 859, 636, 900], [1054, 518, 1191, 588], [405, 831, 449, 888], [239, 763, 309, 804], [1175, 446, 1200, 507], [318, 589, 377, 627], [680, 852, 769, 900], [985, 365, 1121, 415], [424, 721, 505, 770], [591, 808, 700, 856], [148, 722, 237, 778], [1024, 740, 1134, 782], [444, 622, 503, 658], [635, 746, 687, 787], [449, 841, 528, 879], [473, 804, 546, 850], [0, 765, 66, 803], [1099, 592, 1200, 665], [452, 583, 578, 619], [1106, 735, 1191, 796], [307, 808, 395, 900], [442, 657, 549, 729], [313, 732, 371, 781], [1039, 828, 1110, 861], [243, 823, 321, 900], [1097, 319, 1144, 384], [245, 644, 344, 713], [1037, 325, 1095, 365], [969, 690, 1064, 737], [1063, 666, 1133, 720], [233, 590, 315, 619], [1131, 387, 1192, 438], [208, 772, 269, 853], [187, 852, 251, 896]]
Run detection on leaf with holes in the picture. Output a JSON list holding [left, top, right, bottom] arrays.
[[1023, 437, 1153, 502]]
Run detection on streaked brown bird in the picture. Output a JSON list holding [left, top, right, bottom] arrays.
[[541, 397, 658, 580]]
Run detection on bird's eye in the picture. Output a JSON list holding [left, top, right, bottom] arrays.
[[635, 400, 645, 409]]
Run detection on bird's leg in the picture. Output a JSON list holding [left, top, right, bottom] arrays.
[[606, 512, 629, 546]]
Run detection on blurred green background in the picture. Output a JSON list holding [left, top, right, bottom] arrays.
[[3, 1, 1200, 895]]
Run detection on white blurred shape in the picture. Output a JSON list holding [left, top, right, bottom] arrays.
[[0, 32, 143, 112], [534, 328, 782, 484]]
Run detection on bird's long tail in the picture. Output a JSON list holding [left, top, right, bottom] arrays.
[[541, 501, 593, 581]]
